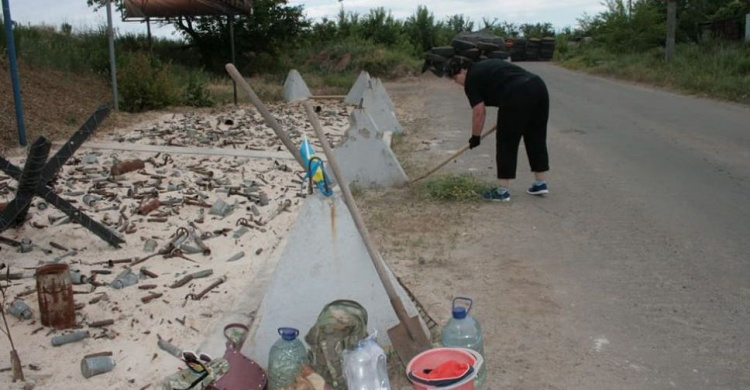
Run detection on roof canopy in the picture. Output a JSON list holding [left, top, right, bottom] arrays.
[[124, 0, 252, 20]]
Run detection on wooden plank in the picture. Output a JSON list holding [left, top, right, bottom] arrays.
[[53, 142, 326, 161]]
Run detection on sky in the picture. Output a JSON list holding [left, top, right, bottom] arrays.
[[2, 1, 607, 39]]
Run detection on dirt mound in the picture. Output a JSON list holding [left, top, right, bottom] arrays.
[[0, 59, 111, 152]]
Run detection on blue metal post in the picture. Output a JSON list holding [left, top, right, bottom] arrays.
[[2, 0, 27, 146]]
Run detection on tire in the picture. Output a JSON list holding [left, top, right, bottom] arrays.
[[451, 39, 476, 52], [458, 48, 481, 60], [487, 51, 510, 60], [424, 52, 449, 63], [430, 46, 455, 57], [476, 42, 501, 53]]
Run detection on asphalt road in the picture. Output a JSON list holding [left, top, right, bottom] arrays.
[[419, 63, 750, 389]]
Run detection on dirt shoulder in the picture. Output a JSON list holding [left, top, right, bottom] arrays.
[[354, 75, 579, 389]]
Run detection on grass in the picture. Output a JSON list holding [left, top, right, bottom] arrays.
[[558, 39, 750, 105], [414, 174, 493, 202]]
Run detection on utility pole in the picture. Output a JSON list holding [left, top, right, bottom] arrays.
[[665, 0, 676, 61]]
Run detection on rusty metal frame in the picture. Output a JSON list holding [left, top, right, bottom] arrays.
[[123, 0, 252, 21]]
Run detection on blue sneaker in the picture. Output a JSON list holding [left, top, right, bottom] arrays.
[[482, 187, 511, 202], [527, 182, 549, 196]]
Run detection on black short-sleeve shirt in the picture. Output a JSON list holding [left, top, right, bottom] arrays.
[[464, 59, 538, 108]]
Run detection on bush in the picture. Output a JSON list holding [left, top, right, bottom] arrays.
[[117, 53, 178, 112], [416, 174, 492, 202], [183, 71, 215, 107]]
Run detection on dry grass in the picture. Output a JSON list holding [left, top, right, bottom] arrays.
[[0, 60, 111, 152], [356, 186, 476, 267]]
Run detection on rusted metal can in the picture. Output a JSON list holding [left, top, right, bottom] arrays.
[[36, 263, 76, 329], [110, 159, 145, 176], [138, 197, 160, 215]]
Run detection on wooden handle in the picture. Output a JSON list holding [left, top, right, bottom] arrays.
[[225, 63, 306, 169], [303, 101, 426, 342], [410, 125, 497, 183]]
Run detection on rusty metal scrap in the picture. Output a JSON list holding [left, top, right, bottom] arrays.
[[110, 159, 145, 176]]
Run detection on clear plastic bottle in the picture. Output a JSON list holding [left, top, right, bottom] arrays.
[[441, 297, 486, 387], [268, 327, 309, 390], [343, 334, 391, 390]]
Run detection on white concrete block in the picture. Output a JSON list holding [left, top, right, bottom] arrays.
[[372, 78, 395, 112], [334, 108, 408, 188], [362, 81, 403, 133], [282, 69, 312, 102], [344, 71, 371, 105], [243, 193, 425, 367]]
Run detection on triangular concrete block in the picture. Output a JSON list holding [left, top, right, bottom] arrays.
[[344, 71, 371, 105], [334, 108, 408, 188], [282, 69, 312, 102], [350, 106, 383, 135], [362, 80, 403, 133], [372, 77, 395, 112], [243, 193, 425, 368]]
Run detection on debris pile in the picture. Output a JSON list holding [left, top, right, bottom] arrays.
[[0, 100, 351, 388]]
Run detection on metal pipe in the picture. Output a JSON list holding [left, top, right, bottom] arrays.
[[2, 0, 27, 146]]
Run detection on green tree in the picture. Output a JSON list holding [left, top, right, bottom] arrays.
[[404, 6, 442, 54], [360, 8, 405, 46], [519, 23, 556, 38], [172, 0, 309, 73]]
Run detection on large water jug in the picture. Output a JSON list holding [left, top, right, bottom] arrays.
[[441, 297, 486, 387], [343, 334, 391, 390], [268, 327, 309, 389]]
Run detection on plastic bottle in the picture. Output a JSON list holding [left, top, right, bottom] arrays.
[[267, 327, 309, 390], [299, 134, 333, 197], [343, 334, 391, 390], [110, 268, 139, 289], [441, 297, 486, 387]]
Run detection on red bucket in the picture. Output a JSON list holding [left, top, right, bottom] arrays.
[[406, 348, 483, 390]]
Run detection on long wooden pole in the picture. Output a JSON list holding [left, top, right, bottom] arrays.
[[303, 100, 427, 343], [225, 64, 306, 169], [410, 125, 497, 183]]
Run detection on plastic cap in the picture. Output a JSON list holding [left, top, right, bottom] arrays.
[[278, 327, 299, 341], [452, 307, 468, 319]]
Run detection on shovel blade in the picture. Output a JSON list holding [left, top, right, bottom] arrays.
[[387, 316, 432, 366]]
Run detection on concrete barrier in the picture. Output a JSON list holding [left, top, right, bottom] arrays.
[[282, 69, 312, 102], [372, 78, 395, 112], [242, 193, 425, 368], [362, 80, 403, 133], [334, 108, 408, 188], [344, 71, 371, 105]]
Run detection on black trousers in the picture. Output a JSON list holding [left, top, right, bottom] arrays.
[[496, 77, 550, 179]]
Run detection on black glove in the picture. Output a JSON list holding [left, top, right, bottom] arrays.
[[468, 135, 481, 149]]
